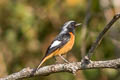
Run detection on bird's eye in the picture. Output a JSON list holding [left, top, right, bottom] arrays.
[[71, 22, 76, 26]]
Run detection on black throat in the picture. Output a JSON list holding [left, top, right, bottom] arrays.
[[68, 28, 75, 34]]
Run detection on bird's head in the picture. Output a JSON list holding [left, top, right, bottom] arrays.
[[61, 20, 81, 33]]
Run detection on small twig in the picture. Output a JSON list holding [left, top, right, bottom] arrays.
[[1, 58, 120, 80], [82, 14, 120, 62]]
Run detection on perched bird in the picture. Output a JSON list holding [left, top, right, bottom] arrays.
[[37, 20, 81, 70]]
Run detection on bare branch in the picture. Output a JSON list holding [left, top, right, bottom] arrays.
[[83, 14, 120, 61], [1, 58, 120, 80]]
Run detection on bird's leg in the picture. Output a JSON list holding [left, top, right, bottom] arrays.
[[54, 56, 59, 64], [58, 54, 70, 63]]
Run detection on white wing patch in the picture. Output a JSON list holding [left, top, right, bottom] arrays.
[[50, 40, 61, 48]]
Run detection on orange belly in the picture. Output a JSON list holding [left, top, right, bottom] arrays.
[[54, 32, 75, 55]]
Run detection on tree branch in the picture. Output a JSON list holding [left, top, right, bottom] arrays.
[[82, 14, 120, 61], [1, 58, 120, 80]]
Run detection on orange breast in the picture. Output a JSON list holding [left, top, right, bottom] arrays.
[[55, 32, 75, 55]]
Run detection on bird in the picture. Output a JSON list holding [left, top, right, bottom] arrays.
[[37, 20, 81, 70]]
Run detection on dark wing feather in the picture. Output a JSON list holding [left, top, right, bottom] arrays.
[[44, 33, 70, 57]]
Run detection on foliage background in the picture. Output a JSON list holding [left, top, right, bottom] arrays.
[[0, 0, 120, 80]]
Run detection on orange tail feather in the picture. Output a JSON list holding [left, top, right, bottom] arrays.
[[36, 53, 55, 71], [36, 57, 47, 70]]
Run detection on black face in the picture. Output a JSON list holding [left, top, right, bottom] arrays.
[[68, 21, 76, 29], [71, 21, 77, 27], [66, 21, 77, 32], [61, 21, 80, 34], [63, 21, 76, 30]]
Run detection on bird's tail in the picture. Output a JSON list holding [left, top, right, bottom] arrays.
[[36, 56, 47, 70], [36, 53, 54, 71]]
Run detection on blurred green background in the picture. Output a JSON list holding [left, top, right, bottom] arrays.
[[0, 0, 120, 80]]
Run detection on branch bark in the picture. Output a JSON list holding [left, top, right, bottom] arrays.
[[1, 58, 120, 80]]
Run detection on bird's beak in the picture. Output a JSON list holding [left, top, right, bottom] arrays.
[[75, 23, 82, 27]]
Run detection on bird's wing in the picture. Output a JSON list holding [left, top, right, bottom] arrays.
[[45, 33, 70, 57]]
